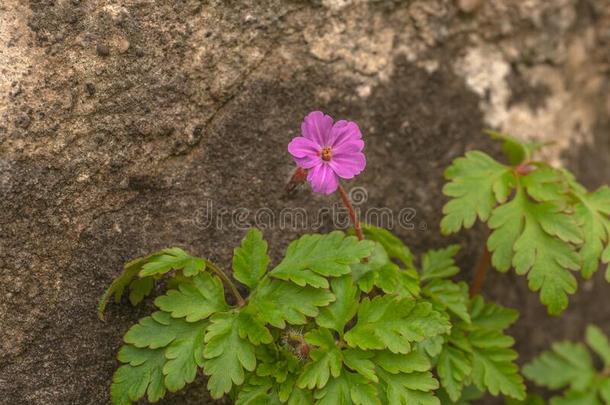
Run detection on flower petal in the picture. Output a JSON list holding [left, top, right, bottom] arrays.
[[329, 120, 363, 149], [332, 138, 364, 155], [294, 155, 322, 169], [308, 163, 339, 194], [301, 111, 334, 147], [288, 136, 320, 158], [329, 152, 366, 179]]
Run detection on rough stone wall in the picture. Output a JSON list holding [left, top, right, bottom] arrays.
[[0, 0, 609, 403]]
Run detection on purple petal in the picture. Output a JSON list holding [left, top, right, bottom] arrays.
[[329, 152, 366, 179], [288, 136, 320, 158], [329, 120, 363, 149], [301, 111, 334, 147], [308, 163, 339, 194], [294, 155, 322, 169], [333, 138, 364, 155]]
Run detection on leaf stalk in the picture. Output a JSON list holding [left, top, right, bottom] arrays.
[[337, 184, 364, 241], [469, 246, 490, 297], [205, 259, 246, 306]]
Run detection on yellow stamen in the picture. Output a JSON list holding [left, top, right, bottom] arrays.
[[321, 147, 332, 161]]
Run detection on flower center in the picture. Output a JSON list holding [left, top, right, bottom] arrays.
[[320, 147, 332, 161]]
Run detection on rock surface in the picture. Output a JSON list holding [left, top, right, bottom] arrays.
[[1, 0, 609, 403]]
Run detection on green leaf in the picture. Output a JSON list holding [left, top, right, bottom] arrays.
[[469, 296, 518, 331], [352, 244, 420, 299], [573, 187, 610, 279], [238, 376, 313, 405], [441, 151, 515, 234], [119, 311, 208, 393], [361, 225, 414, 267], [270, 231, 374, 288], [316, 276, 359, 336], [373, 350, 431, 374], [418, 335, 445, 358], [314, 372, 352, 405], [486, 130, 544, 166], [127, 277, 154, 307], [233, 228, 270, 290], [139, 247, 205, 277], [236, 311, 273, 345], [235, 378, 276, 405], [551, 390, 601, 405], [344, 296, 450, 354], [436, 385, 483, 405], [256, 347, 298, 384], [348, 376, 381, 405], [124, 311, 206, 349], [343, 349, 377, 382], [599, 378, 610, 404], [420, 245, 461, 281], [437, 329, 473, 401], [463, 298, 525, 400], [470, 329, 525, 399], [154, 272, 228, 322], [377, 263, 421, 299], [111, 345, 167, 405], [522, 327, 610, 405], [314, 372, 381, 405], [441, 296, 526, 400], [99, 253, 162, 319], [523, 341, 595, 391], [287, 387, 314, 405], [520, 166, 570, 203], [235, 376, 284, 405], [586, 325, 610, 368], [203, 312, 257, 398], [378, 369, 440, 405], [248, 279, 334, 328], [488, 188, 581, 314], [297, 329, 342, 390], [162, 321, 206, 392], [254, 347, 311, 404], [423, 279, 470, 323], [351, 243, 390, 291]]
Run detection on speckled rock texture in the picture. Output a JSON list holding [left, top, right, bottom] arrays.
[[1, 0, 609, 404]]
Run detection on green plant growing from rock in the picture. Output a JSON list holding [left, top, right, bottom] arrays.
[[442, 130, 610, 315], [99, 112, 609, 404], [99, 226, 527, 405]]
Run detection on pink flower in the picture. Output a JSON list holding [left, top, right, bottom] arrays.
[[288, 111, 366, 194]]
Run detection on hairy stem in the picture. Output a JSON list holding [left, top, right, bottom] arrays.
[[469, 246, 490, 297], [205, 259, 245, 306], [337, 184, 364, 241]]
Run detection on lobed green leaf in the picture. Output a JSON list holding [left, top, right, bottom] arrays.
[[441, 151, 515, 235], [271, 231, 374, 288], [248, 279, 334, 328], [233, 228, 270, 290], [154, 272, 228, 322], [203, 312, 257, 398], [139, 247, 205, 277], [344, 296, 450, 354]]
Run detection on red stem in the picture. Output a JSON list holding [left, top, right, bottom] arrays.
[[469, 246, 490, 297], [337, 184, 364, 241]]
